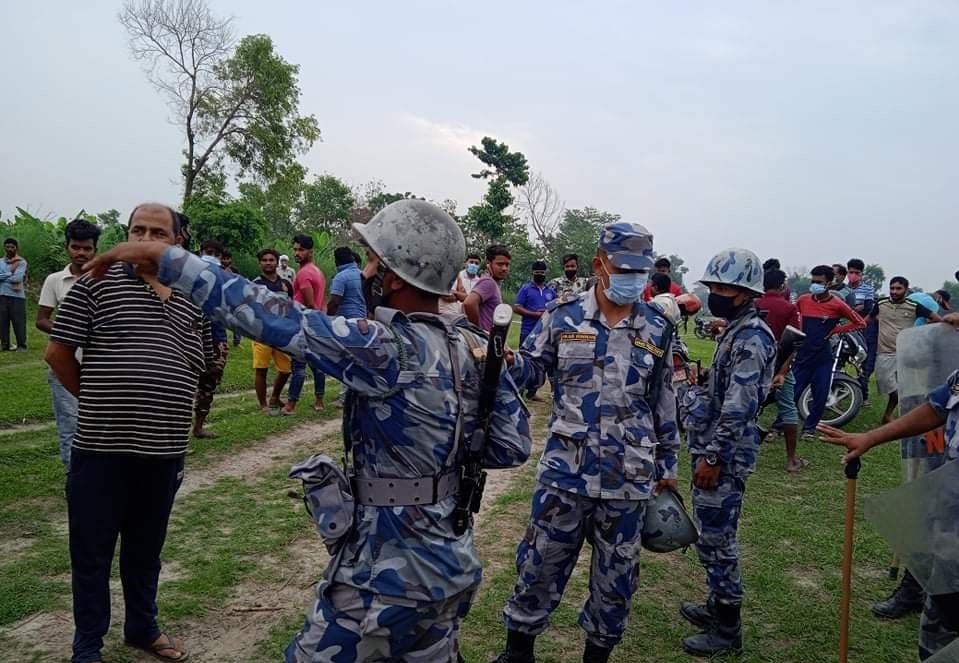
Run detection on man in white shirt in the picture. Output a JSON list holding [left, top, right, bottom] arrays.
[[278, 254, 296, 283], [440, 253, 482, 316], [36, 218, 100, 469]]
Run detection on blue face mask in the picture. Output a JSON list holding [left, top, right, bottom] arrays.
[[602, 261, 648, 305], [200, 254, 221, 267], [809, 283, 827, 296], [466, 263, 480, 275]]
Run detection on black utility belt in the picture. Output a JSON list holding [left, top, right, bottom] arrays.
[[351, 470, 459, 507]]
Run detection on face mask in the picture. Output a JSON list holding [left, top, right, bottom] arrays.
[[466, 263, 480, 276], [707, 293, 741, 320], [565, 269, 578, 280], [809, 283, 827, 296], [848, 273, 861, 286], [601, 261, 647, 306], [533, 274, 546, 285], [200, 254, 221, 267]]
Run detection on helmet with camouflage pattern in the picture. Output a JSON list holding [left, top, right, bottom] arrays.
[[698, 248, 764, 295], [642, 487, 699, 553], [353, 200, 466, 296]]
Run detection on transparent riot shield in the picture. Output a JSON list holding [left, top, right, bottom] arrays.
[[927, 638, 959, 663], [897, 325, 959, 471], [864, 459, 959, 596]]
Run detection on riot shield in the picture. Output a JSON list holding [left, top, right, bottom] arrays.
[[864, 459, 959, 596], [897, 325, 959, 470], [927, 639, 959, 663]]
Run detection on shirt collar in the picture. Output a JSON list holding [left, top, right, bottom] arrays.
[[336, 262, 357, 273], [57, 264, 80, 280]]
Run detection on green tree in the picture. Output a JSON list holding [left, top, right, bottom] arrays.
[[238, 163, 307, 239], [939, 280, 959, 303], [786, 272, 811, 295], [120, 0, 320, 205], [183, 196, 267, 257], [665, 254, 689, 288], [863, 263, 886, 294], [465, 137, 529, 240], [298, 175, 356, 245], [553, 207, 620, 271]]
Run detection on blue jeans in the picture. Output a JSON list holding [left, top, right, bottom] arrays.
[[288, 359, 325, 403], [49, 369, 78, 468], [860, 318, 879, 399], [792, 361, 832, 432]]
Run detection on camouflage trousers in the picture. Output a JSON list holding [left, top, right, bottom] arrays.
[[919, 595, 958, 660], [503, 482, 646, 648], [691, 462, 747, 605], [194, 341, 228, 420], [284, 580, 475, 663]]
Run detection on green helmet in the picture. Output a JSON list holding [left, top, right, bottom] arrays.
[[352, 200, 466, 296], [642, 488, 699, 553], [698, 248, 764, 295]]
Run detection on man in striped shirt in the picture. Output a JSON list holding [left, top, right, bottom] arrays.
[[45, 203, 209, 663]]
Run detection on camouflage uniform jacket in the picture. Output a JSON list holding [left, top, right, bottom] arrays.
[[158, 247, 532, 602], [510, 287, 679, 500], [681, 307, 775, 476], [547, 275, 594, 300], [929, 370, 959, 462]]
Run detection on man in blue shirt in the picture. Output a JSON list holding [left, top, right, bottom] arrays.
[[327, 247, 367, 319], [0, 237, 28, 351], [513, 260, 555, 401], [847, 258, 877, 402]]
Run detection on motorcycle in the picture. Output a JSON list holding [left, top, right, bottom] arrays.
[[693, 316, 726, 341], [797, 331, 866, 428]]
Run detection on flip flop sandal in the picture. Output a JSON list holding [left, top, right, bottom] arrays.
[[127, 634, 189, 662]]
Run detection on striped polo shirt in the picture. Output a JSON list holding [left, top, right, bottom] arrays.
[[50, 263, 213, 457]]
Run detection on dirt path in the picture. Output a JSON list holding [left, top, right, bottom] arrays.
[[0, 417, 342, 662]]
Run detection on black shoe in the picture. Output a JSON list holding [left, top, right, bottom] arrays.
[[682, 601, 743, 657], [872, 570, 925, 619], [583, 641, 613, 663], [490, 630, 536, 663], [680, 597, 718, 630]]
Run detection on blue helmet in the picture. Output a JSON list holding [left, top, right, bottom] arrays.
[[699, 248, 764, 295]]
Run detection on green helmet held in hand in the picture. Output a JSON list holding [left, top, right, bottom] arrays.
[[353, 200, 466, 296], [642, 487, 699, 553], [699, 248, 765, 295]]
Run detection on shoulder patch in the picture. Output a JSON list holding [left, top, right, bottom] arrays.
[[633, 337, 665, 357]]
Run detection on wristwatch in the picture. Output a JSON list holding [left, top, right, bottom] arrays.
[[703, 452, 720, 467]]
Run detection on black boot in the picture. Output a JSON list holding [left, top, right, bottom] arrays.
[[681, 601, 743, 657], [583, 641, 613, 663], [872, 570, 925, 619], [490, 630, 536, 663], [680, 595, 718, 630]]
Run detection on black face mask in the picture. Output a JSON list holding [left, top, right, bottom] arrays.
[[533, 274, 546, 285], [707, 293, 743, 320], [565, 270, 577, 280], [363, 263, 389, 311]]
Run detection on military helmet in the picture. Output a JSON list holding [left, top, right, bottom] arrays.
[[353, 200, 466, 296], [642, 488, 699, 553], [698, 248, 765, 295]]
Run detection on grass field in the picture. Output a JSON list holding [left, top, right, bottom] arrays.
[[0, 317, 922, 662]]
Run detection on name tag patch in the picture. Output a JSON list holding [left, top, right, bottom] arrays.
[[633, 337, 665, 357], [560, 332, 597, 343]]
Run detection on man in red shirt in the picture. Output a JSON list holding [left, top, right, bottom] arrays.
[[793, 265, 866, 439], [755, 269, 805, 471], [642, 257, 683, 301], [282, 234, 327, 414]]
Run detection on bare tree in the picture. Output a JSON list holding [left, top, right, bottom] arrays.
[[119, 0, 234, 202], [516, 172, 565, 258]]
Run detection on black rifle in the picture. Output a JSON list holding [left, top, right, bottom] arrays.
[[452, 303, 514, 536]]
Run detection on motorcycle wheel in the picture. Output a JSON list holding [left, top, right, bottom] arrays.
[[694, 328, 708, 340], [798, 374, 863, 428]]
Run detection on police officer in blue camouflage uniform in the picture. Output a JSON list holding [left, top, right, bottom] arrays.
[[678, 248, 775, 657], [491, 222, 680, 663], [820, 313, 959, 661], [84, 200, 532, 663]]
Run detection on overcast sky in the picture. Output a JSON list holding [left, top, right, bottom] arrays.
[[2, 1, 957, 290]]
